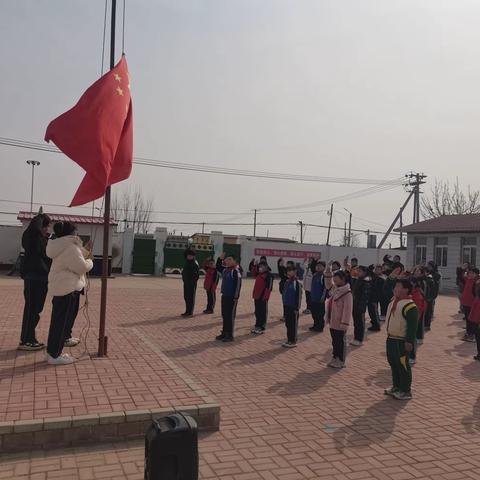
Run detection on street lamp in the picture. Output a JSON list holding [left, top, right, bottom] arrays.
[[26, 160, 40, 213]]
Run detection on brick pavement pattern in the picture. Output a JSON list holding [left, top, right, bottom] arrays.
[[1, 275, 479, 479]]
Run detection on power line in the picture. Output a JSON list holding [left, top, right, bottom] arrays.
[[0, 136, 405, 185]]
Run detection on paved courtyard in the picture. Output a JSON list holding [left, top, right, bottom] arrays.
[[0, 275, 479, 479]]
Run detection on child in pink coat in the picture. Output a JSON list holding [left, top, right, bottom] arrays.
[[325, 269, 353, 368]]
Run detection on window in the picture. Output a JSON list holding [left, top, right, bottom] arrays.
[[414, 237, 427, 265], [434, 237, 448, 267], [462, 237, 477, 266]]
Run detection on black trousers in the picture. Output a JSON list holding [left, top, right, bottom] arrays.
[[330, 328, 346, 361], [424, 300, 435, 328], [310, 301, 325, 331], [20, 278, 48, 344], [206, 290, 216, 312], [475, 324, 480, 355], [221, 296, 238, 337], [305, 291, 312, 311], [183, 282, 197, 315], [284, 306, 299, 343], [47, 291, 80, 359], [380, 298, 389, 318], [254, 299, 268, 330], [368, 302, 380, 330], [353, 307, 366, 342]]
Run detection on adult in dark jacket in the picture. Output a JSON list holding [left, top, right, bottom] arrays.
[[181, 249, 200, 317], [351, 266, 371, 345], [19, 213, 51, 351], [367, 265, 383, 332]]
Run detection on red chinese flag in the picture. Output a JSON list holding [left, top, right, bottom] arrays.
[[45, 56, 133, 207]]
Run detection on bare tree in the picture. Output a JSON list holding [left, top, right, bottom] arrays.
[[421, 179, 480, 219], [111, 186, 154, 233]]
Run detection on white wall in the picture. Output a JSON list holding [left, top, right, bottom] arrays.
[[0, 225, 23, 266], [238, 238, 403, 274]]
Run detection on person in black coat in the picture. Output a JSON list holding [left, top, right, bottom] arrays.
[[181, 248, 200, 317], [350, 266, 371, 346], [19, 213, 51, 351], [367, 265, 383, 332]]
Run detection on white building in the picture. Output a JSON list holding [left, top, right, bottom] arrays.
[[400, 214, 480, 292]]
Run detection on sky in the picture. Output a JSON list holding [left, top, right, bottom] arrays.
[[1, 0, 480, 247]]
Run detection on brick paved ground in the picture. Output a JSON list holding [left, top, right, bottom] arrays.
[[1, 275, 480, 479]]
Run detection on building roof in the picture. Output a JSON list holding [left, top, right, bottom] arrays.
[[18, 211, 118, 226], [396, 215, 480, 234], [223, 234, 296, 243]]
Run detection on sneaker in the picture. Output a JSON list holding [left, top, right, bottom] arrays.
[[64, 337, 80, 347], [379, 315, 386, 322], [416, 339, 424, 345], [203, 309, 212, 314], [327, 358, 337, 367], [309, 326, 323, 332], [350, 339, 363, 347], [47, 353, 75, 365], [181, 313, 193, 318], [282, 341, 297, 348], [384, 386, 399, 396], [462, 335, 476, 343], [215, 333, 225, 341], [253, 328, 265, 335], [330, 358, 345, 369], [367, 326, 381, 332], [18, 342, 45, 351], [425, 326, 431, 332], [303, 309, 311, 315], [410, 358, 417, 365], [222, 336, 234, 343], [393, 391, 412, 401]]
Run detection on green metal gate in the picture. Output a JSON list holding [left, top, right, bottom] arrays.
[[223, 243, 241, 264], [132, 237, 156, 274]]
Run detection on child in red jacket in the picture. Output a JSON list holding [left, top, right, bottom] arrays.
[[251, 261, 274, 335], [462, 268, 479, 342], [203, 259, 220, 314]]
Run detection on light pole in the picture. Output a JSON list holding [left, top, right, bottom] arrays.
[[26, 160, 40, 213], [344, 208, 352, 247]]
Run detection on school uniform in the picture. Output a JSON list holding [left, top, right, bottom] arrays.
[[310, 271, 327, 331], [217, 259, 242, 339], [424, 274, 439, 329], [203, 267, 220, 313], [469, 293, 480, 355], [46, 236, 93, 359], [182, 258, 200, 315], [410, 287, 426, 361], [462, 277, 476, 336], [252, 271, 273, 330], [351, 277, 371, 342], [282, 278, 302, 343], [386, 298, 418, 395]]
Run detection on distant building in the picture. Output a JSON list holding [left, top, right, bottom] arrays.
[[399, 214, 480, 291]]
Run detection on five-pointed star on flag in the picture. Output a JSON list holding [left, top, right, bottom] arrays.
[[116, 86, 124, 96], [114, 73, 121, 82]]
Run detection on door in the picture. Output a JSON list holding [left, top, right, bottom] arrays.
[[132, 238, 156, 274]]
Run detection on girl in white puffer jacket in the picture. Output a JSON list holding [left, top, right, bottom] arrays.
[[46, 221, 93, 365]]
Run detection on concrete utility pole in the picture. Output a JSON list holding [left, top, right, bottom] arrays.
[[344, 208, 352, 247], [253, 209, 257, 237], [26, 160, 40, 213], [326, 204, 334, 246], [299, 221, 304, 243]]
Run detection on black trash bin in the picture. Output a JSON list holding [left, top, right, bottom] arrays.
[[145, 413, 198, 480]]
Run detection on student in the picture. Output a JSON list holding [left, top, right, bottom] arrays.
[[251, 261, 274, 334], [344, 256, 359, 279], [367, 265, 383, 332], [45, 222, 93, 365], [331, 260, 341, 272], [325, 270, 352, 368], [302, 257, 315, 315], [19, 213, 52, 351], [181, 249, 199, 317], [469, 278, 480, 361], [409, 275, 427, 365], [462, 268, 478, 342], [384, 279, 418, 400], [351, 266, 371, 346], [215, 254, 242, 342], [456, 263, 469, 314], [203, 258, 220, 314], [309, 261, 327, 332], [424, 261, 441, 327], [379, 263, 392, 320], [282, 266, 302, 348]]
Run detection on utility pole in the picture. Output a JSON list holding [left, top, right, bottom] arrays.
[[344, 208, 352, 247], [326, 204, 333, 246], [202, 222, 205, 234], [406, 172, 426, 224], [399, 209, 403, 248], [26, 160, 40, 213], [253, 209, 257, 237], [343, 222, 347, 247], [98, 0, 116, 357], [299, 221, 304, 244]]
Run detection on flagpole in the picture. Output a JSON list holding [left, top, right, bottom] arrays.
[[98, 0, 116, 357]]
